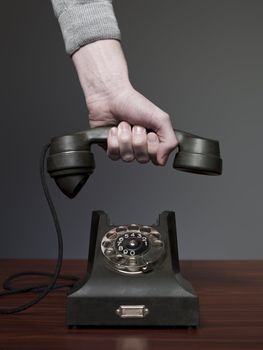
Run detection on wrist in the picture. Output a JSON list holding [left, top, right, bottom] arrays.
[[72, 40, 132, 105]]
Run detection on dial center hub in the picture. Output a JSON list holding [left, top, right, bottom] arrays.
[[115, 232, 149, 256]]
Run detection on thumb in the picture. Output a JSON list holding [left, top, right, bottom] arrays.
[[154, 113, 178, 165]]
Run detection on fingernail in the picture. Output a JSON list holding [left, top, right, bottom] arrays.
[[148, 133, 158, 142], [110, 127, 117, 136], [134, 126, 144, 134], [119, 122, 129, 131]]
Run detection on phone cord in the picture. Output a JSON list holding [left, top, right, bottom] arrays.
[[0, 144, 79, 314]]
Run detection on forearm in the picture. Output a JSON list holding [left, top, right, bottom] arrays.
[[50, 0, 177, 165], [50, 0, 121, 55], [72, 40, 131, 105]]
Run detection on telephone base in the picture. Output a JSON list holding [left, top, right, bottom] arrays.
[[67, 211, 199, 327]]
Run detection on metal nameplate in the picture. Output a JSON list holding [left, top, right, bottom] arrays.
[[116, 305, 149, 318]]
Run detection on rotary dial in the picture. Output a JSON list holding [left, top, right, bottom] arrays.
[[101, 224, 165, 275]]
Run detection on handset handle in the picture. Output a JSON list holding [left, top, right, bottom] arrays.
[[47, 126, 222, 198], [77, 127, 222, 175]]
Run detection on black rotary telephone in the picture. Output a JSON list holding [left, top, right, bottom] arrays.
[[46, 126, 222, 327]]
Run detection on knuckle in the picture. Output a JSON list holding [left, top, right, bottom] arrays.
[[133, 138, 145, 147], [119, 134, 130, 143], [163, 139, 178, 153], [171, 138, 179, 150], [169, 142, 178, 151], [107, 141, 119, 152], [148, 149, 158, 157], [160, 112, 170, 122]]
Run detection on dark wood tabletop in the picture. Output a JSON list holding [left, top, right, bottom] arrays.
[[0, 260, 263, 350]]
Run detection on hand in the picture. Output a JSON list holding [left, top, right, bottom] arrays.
[[72, 40, 178, 165]]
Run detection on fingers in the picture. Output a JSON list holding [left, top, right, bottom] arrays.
[[132, 126, 149, 163], [107, 122, 135, 162], [147, 132, 159, 165], [107, 127, 120, 160], [107, 122, 159, 164], [118, 122, 134, 162]]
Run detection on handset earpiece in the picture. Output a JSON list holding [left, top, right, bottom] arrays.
[[173, 130, 222, 175], [47, 127, 222, 198]]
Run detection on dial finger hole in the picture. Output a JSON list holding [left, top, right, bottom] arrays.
[[104, 248, 114, 256], [116, 226, 127, 232], [102, 240, 112, 248], [140, 226, 151, 233], [152, 240, 163, 247], [128, 225, 139, 230], [106, 232, 117, 240]]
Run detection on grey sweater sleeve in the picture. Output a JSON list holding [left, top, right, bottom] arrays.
[[51, 0, 121, 55]]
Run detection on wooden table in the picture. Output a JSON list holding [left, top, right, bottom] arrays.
[[0, 260, 262, 350]]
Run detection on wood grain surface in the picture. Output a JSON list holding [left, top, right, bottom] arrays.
[[0, 260, 262, 350]]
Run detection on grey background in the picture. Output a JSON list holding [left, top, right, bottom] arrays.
[[1, 0, 262, 259]]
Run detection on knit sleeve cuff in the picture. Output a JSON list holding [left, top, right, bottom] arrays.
[[56, 2, 121, 55]]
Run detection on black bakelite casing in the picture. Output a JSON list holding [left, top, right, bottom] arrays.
[[67, 211, 199, 327], [47, 127, 222, 198]]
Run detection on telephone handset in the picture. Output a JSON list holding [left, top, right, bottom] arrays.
[[47, 126, 222, 198]]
